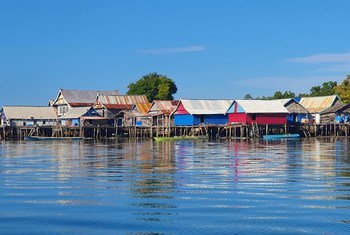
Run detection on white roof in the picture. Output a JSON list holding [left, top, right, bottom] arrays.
[[274, 98, 293, 106], [179, 99, 234, 115], [235, 100, 289, 114], [2, 106, 57, 120], [60, 107, 93, 119]]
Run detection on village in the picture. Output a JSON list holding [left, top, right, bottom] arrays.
[[0, 88, 349, 141]]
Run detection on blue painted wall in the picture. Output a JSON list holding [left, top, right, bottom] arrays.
[[174, 114, 200, 126], [202, 114, 228, 125], [174, 114, 228, 126]]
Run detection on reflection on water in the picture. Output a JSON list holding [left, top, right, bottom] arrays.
[[1, 138, 350, 233]]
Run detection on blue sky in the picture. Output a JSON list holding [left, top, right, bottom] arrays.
[[1, 0, 350, 105]]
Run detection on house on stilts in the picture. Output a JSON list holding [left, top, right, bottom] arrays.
[[148, 100, 179, 127], [298, 95, 342, 124], [173, 99, 234, 126], [228, 100, 289, 125], [51, 89, 119, 117], [93, 94, 148, 126], [0, 106, 58, 127]]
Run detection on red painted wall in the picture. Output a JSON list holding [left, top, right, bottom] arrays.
[[175, 103, 190, 115], [254, 114, 287, 125], [229, 113, 286, 125], [228, 113, 250, 124]]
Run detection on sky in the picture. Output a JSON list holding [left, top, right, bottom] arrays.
[[1, 0, 350, 106]]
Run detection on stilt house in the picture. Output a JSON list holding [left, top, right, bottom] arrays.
[[122, 102, 152, 126], [93, 95, 148, 126], [228, 100, 288, 125], [148, 100, 179, 127], [320, 103, 350, 124], [52, 89, 119, 117], [173, 99, 233, 126], [0, 106, 58, 126], [298, 95, 341, 124], [276, 98, 309, 124], [59, 107, 103, 127]]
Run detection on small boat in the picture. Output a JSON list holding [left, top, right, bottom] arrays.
[[25, 136, 84, 141], [263, 134, 300, 140], [154, 136, 208, 142]]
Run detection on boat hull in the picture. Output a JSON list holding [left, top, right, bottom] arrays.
[[263, 134, 300, 140]]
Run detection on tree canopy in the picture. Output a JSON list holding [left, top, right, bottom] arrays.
[[127, 73, 177, 102], [335, 75, 350, 103], [309, 81, 337, 97], [256, 81, 338, 100]]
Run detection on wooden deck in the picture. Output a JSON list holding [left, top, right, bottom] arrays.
[[1, 123, 350, 141]]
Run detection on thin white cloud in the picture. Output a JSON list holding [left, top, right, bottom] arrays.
[[316, 63, 350, 72], [287, 51, 350, 64], [137, 45, 206, 55]]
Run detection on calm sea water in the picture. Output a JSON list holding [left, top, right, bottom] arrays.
[[1, 138, 350, 234]]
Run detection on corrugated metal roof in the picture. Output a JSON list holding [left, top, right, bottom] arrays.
[[321, 103, 350, 114], [299, 95, 339, 113], [178, 99, 234, 115], [274, 98, 293, 106], [149, 100, 179, 115], [235, 100, 289, 114], [59, 107, 98, 119], [57, 89, 119, 106], [134, 102, 151, 115], [2, 106, 57, 119], [97, 95, 148, 110]]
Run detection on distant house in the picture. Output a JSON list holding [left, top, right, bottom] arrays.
[[173, 99, 233, 126], [51, 89, 119, 117], [93, 95, 148, 126], [122, 102, 152, 126], [276, 98, 309, 124], [298, 95, 341, 124], [59, 107, 103, 127], [320, 103, 350, 124], [228, 100, 288, 125], [0, 106, 58, 126], [148, 100, 179, 127]]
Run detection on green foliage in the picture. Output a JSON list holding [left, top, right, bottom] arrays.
[[243, 94, 253, 100], [335, 75, 350, 103], [256, 90, 296, 100], [127, 73, 177, 102], [309, 81, 337, 97]]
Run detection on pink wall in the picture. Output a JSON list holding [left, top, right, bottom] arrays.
[[254, 114, 287, 125], [175, 103, 190, 115], [229, 113, 286, 125], [229, 113, 250, 124]]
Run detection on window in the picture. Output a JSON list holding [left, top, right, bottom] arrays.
[[59, 106, 69, 115]]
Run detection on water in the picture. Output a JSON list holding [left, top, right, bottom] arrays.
[[1, 138, 350, 234]]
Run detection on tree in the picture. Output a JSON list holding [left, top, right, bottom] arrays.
[[272, 91, 283, 99], [243, 94, 253, 100], [127, 73, 177, 102], [282, 91, 295, 98], [309, 81, 337, 96], [335, 75, 350, 103]]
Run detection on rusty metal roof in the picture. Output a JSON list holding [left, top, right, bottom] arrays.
[[299, 95, 339, 113], [148, 100, 179, 115], [96, 95, 148, 110], [133, 102, 152, 115]]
